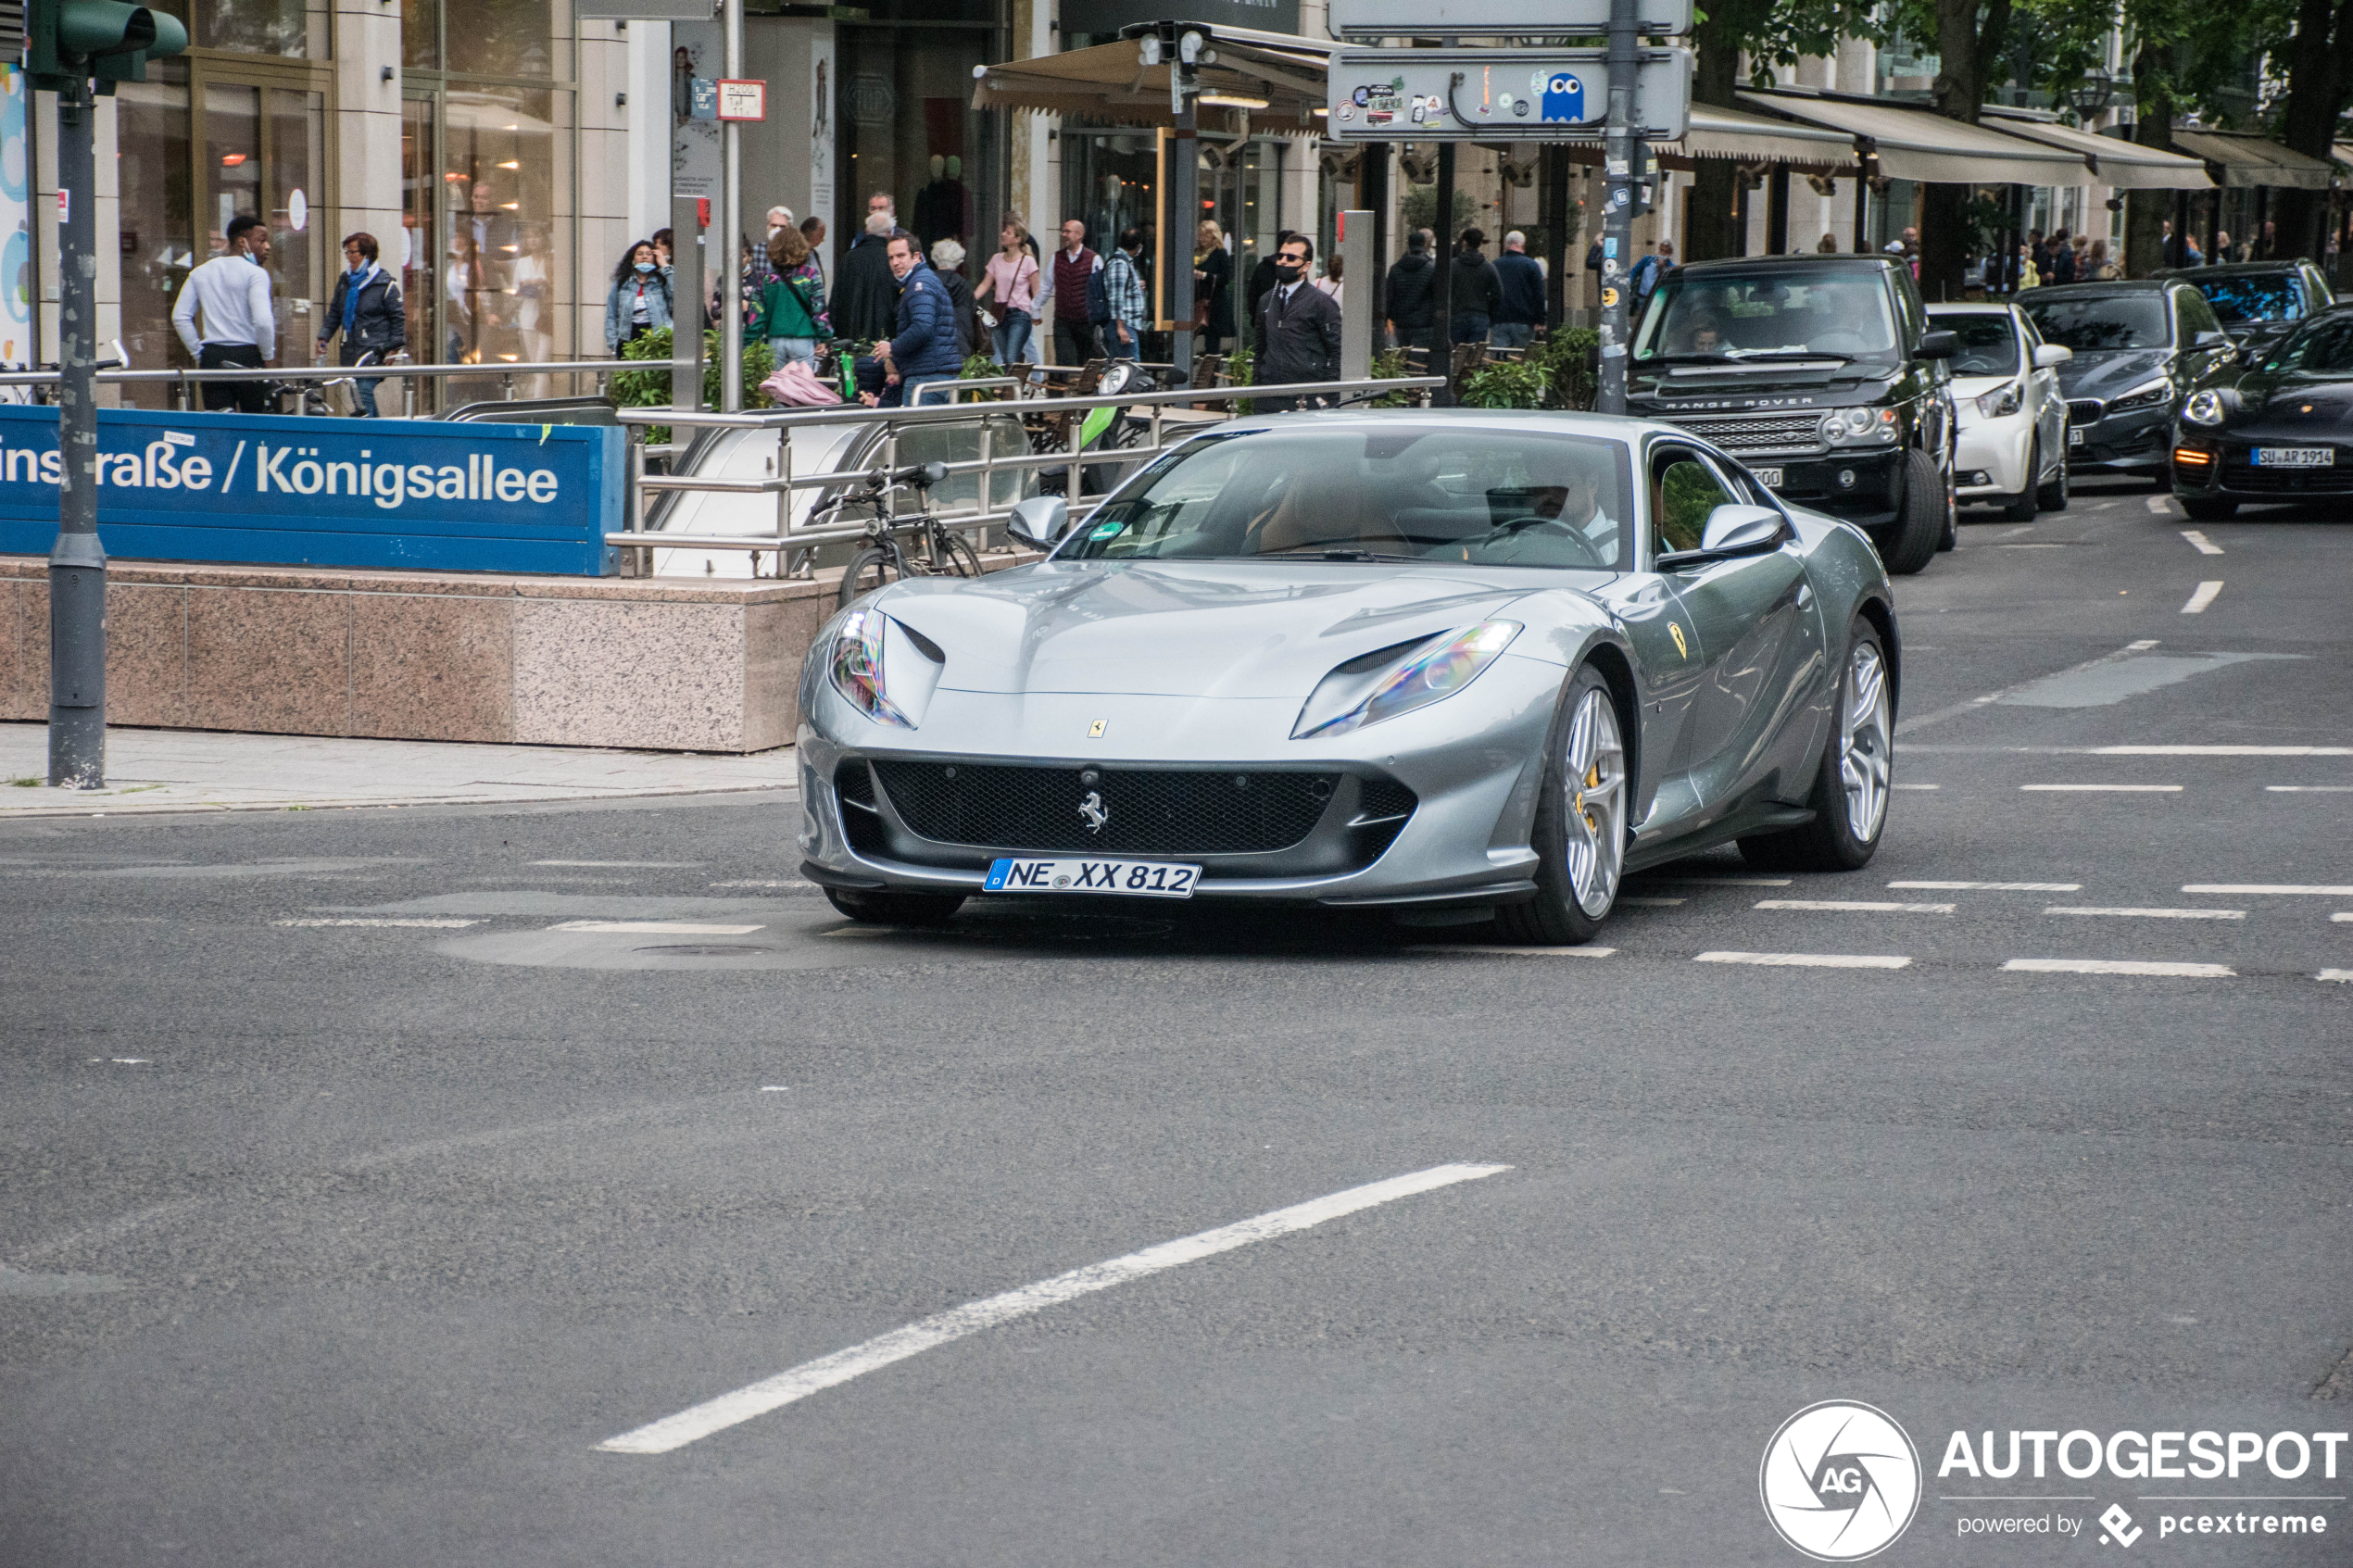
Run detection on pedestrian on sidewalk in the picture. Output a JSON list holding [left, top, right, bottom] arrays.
[[603, 239, 673, 353], [875, 232, 961, 407], [1103, 229, 1147, 359], [1449, 228, 1501, 346], [930, 238, 977, 362], [317, 232, 403, 417], [1387, 229, 1437, 350], [756, 224, 829, 366], [1491, 230, 1544, 348], [976, 216, 1039, 365], [1252, 232, 1341, 412], [1045, 219, 1101, 367], [1193, 220, 1232, 353], [171, 214, 276, 412], [834, 209, 900, 344]]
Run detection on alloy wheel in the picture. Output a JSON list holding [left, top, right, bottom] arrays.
[[1840, 641, 1894, 843], [1563, 686, 1627, 916]]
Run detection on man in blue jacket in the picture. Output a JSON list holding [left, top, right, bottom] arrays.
[[875, 232, 963, 406]]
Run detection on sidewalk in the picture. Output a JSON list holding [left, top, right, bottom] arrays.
[[0, 723, 797, 816]]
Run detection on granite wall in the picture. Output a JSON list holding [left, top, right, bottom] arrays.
[[0, 558, 836, 753]]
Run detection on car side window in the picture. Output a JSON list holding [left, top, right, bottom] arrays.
[[1650, 447, 1737, 556], [2176, 287, 2223, 341]]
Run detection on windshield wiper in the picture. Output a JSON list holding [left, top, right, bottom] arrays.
[[1309, 548, 1425, 563], [1725, 350, 1855, 363]]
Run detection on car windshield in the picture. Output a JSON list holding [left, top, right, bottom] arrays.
[[1065, 427, 1632, 571], [1633, 269, 1901, 364], [2260, 313, 2353, 374], [2196, 273, 2305, 325], [1931, 313, 2020, 376], [2024, 293, 2171, 351]]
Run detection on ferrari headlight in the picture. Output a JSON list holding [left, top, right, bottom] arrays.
[[2108, 378, 2171, 414], [2181, 388, 2228, 427], [1292, 621, 1521, 739], [828, 608, 944, 728], [1818, 406, 1897, 445], [1975, 381, 2022, 420]]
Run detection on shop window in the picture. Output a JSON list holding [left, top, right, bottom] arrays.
[[116, 62, 194, 403]]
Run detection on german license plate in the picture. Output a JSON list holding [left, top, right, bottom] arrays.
[[2254, 447, 2334, 468], [985, 858, 1201, 897], [2067, 426, 2085, 445], [1752, 467, 1783, 488]]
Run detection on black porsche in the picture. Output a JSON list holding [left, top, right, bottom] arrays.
[[2171, 303, 2353, 521]]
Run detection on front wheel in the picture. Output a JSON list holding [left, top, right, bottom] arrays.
[[837, 545, 899, 610], [2180, 495, 2237, 522], [2035, 439, 2070, 511], [2000, 437, 2042, 522], [1493, 667, 1628, 946], [1740, 616, 1894, 872], [1874, 448, 1945, 576]]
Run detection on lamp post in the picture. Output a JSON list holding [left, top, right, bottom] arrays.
[[2066, 68, 2113, 122]]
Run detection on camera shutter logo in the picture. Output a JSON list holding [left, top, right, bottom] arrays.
[[1759, 1400, 1921, 1561]]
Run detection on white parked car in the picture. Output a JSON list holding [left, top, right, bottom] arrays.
[[1929, 302, 2071, 522]]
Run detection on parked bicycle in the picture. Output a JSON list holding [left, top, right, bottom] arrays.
[[817, 460, 982, 609], [263, 349, 386, 417]]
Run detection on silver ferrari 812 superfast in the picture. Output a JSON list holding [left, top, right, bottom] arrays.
[[796, 410, 1899, 944]]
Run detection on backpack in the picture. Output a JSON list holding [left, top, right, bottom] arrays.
[[1629, 254, 1662, 298], [1085, 255, 1111, 326]]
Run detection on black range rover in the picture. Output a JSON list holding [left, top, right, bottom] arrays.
[[1624, 254, 1959, 575]]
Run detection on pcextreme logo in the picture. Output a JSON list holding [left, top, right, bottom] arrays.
[[1760, 1400, 1924, 1561]]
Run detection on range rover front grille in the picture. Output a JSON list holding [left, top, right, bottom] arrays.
[[1659, 411, 1827, 456]]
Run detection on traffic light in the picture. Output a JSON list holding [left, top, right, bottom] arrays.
[[25, 0, 188, 93]]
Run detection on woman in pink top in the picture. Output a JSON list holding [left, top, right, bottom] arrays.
[[975, 215, 1041, 365]]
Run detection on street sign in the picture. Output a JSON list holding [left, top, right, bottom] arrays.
[[716, 78, 765, 120], [1326, 47, 1692, 142], [1327, 0, 1691, 38]]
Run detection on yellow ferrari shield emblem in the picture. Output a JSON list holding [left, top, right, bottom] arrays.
[[1669, 622, 1688, 659], [1088, 719, 1107, 738]]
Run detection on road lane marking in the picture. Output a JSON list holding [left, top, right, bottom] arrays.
[[1405, 946, 1617, 957], [1755, 899, 1954, 913], [2100, 746, 2353, 755], [2183, 884, 2353, 896], [2043, 907, 2246, 921], [2180, 530, 2223, 555], [2320, 970, 2353, 983], [711, 880, 820, 888], [1640, 876, 1793, 887], [2269, 785, 2353, 792], [1891, 881, 2082, 892], [1693, 951, 1911, 969], [2333, 914, 2353, 923], [2146, 495, 2172, 514], [1619, 896, 1685, 907], [273, 917, 484, 928], [2021, 784, 2182, 793], [593, 1161, 1513, 1455], [550, 921, 767, 935], [2003, 959, 2234, 977], [1894, 783, 1941, 790], [2181, 581, 2224, 614], [533, 860, 704, 868]]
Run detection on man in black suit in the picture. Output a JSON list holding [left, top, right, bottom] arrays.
[[1252, 232, 1341, 413]]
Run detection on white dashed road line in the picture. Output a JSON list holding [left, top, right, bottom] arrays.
[[1642, 876, 1793, 887], [594, 1161, 1513, 1455], [2180, 530, 2223, 555], [1693, 951, 1911, 969], [1891, 881, 2082, 891], [273, 917, 484, 928], [2146, 495, 2173, 515], [1620, 896, 1686, 907], [1755, 899, 1954, 914], [711, 880, 820, 889], [1894, 783, 1941, 790], [2183, 884, 2353, 896], [2043, 907, 2246, 921], [533, 860, 705, 869], [2320, 970, 2353, 983], [2268, 785, 2353, 792], [2098, 746, 2352, 756], [1405, 946, 1617, 957], [550, 921, 768, 935], [2022, 784, 2182, 793], [2182, 581, 2224, 614], [2003, 959, 2234, 978], [2332, 914, 2353, 923]]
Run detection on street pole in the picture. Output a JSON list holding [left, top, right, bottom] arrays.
[[49, 75, 105, 788], [718, 0, 744, 413], [1595, 0, 1640, 415], [1169, 35, 1198, 380], [1433, 140, 1454, 404]]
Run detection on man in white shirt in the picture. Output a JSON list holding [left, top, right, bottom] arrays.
[[171, 214, 276, 411]]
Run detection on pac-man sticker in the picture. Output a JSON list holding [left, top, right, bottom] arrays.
[[1669, 623, 1688, 659]]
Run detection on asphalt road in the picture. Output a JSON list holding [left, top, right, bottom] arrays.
[[3, 479, 2349, 1567]]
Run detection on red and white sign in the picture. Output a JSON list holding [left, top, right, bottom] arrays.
[[716, 79, 766, 121]]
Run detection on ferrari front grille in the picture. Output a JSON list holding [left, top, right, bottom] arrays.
[[866, 760, 1348, 855]]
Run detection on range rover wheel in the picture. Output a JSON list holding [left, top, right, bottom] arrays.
[[1874, 448, 1945, 576], [1494, 666, 1626, 947], [824, 887, 967, 925], [1739, 616, 1893, 872]]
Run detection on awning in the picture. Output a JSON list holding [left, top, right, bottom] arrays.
[[1737, 89, 2089, 186], [1979, 107, 2214, 191], [2169, 129, 2336, 191], [973, 26, 1332, 131], [1677, 104, 1856, 170]]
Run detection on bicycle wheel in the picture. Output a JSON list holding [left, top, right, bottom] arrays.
[[837, 545, 899, 610], [928, 527, 983, 580]]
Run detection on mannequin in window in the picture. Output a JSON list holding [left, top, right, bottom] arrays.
[[913, 154, 971, 254]]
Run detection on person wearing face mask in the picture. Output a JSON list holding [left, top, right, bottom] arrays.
[[171, 213, 276, 412], [1252, 232, 1341, 413], [316, 232, 404, 417], [873, 232, 961, 407], [603, 239, 674, 353]]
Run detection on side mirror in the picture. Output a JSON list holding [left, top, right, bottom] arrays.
[[2031, 343, 2073, 369], [1006, 495, 1070, 552], [1916, 329, 1959, 360], [1698, 503, 1789, 555]]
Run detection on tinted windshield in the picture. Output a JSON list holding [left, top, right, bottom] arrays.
[[2261, 313, 2353, 374], [2196, 273, 2305, 325], [1067, 428, 1631, 571], [1633, 269, 1900, 362], [1931, 313, 2020, 376], [2024, 294, 2171, 351]]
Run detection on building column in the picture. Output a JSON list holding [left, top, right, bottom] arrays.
[[334, 0, 403, 263], [579, 19, 633, 359], [625, 22, 673, 245]]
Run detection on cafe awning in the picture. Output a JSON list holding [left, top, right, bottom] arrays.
[[1978, 106, 2214, 191], [972, 26, 1333, 131], [2169, 129, 2336, 191], [1676, 104, 1856, 170], [1737, 88, 2089, 186]]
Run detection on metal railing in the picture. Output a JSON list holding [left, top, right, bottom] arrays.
[[0, 358, 696, 418], [608, 373, 1446, 573]]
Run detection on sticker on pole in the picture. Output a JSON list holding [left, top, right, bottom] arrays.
[[717, 79, 766, 121], [1327, 47, 1692, 142]]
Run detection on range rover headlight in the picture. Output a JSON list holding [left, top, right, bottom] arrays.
[[1818, 406, 1898, 444], [828, 608, 944, 728], [1293, 621, 1521, 739], [2107, 378, 2171, 414], [2180, 388, 2229, 427], [1975, 381, 2023, 420]]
